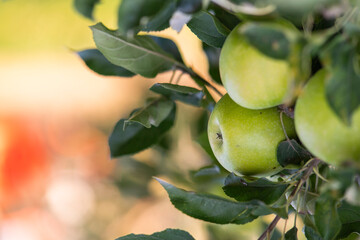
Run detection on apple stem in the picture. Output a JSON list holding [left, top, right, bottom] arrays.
[[257, 158, 321, 240]]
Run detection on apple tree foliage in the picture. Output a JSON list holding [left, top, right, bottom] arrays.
[[74, 0, 360, 239]]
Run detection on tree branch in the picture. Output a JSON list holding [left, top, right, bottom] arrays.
[[258, 215, 281, 240], [257, 158, 321, 240]]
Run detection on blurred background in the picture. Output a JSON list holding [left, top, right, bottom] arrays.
[[0, 0, 285, 239]]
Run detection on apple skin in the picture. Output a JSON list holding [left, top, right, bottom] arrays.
[[219, 23, 292, 109], [295, 70, 360, 165], [208, 94, 296, 177]]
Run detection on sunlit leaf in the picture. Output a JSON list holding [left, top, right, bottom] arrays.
[[91, 23, 178, 78], [125, 98, 175, 128]]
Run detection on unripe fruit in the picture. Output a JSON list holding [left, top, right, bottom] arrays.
[[219, 23, 293, 109], [208, 94, 296, 176], [295, 70, 360, 165]]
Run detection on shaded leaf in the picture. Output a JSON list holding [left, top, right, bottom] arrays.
[[74, 0, 100, 20], [337, 201, 360, 239], [77, 49, 135, 77], [303, 226, 322, 240], [116, 228, 195, 240], [223, 173, 289, 204], [125, 98, 175, 128], [91, 23, 177, 78], [314, 193, 341, 240], [187, 11, 230, 48], [177, 0, 202, 14], [151, 36, 183, 63], [285, 227, 298, 240], [207, 3, 241, 30], [156, 178, 259, 224], [242, 22, 291, 60], [150, 83, 204, 107], [191, 165, 221, 178], [109, 104, 176, 157], [117, 0, 177, 34], [203, 43, 222, 84], [276, 139, 312, 167], [321, 36, 360, 125]]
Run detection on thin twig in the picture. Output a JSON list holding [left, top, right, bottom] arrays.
[[178, 66, 223, 97], [169, 68, 176, 83], [258, 215, 281, 240], [175, 71, 185, 84], [258, 158, 321, 240]]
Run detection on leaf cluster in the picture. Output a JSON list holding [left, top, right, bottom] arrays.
[[73, 0, 360, 239]]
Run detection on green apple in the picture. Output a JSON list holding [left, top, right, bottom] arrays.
[[208, 94, 296, 176], [219, 22, 293, 109], [295, 69, 360, 165]]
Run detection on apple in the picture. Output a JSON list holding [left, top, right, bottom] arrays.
[[295, 69, 360, 165], [207, 94, 296, 176], [219, 22, 293, 109]]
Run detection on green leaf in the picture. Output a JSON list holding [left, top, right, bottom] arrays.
[[187, 11, 230, 48], [276, 139, 312, 167], [151, 36, 184, 63], [337, 201, 360, 239], [242, 22, 291, 60], [150, 83, 204, 107], [117, 0, 177, 34], [207, 3, 240, 30], [177, 0, 202, 14], [314, 193, 341, 240], [116, 228, 195, 240], [156, 178, 259, 224], [109, 103, 176, 157], [77, 49, 135, 77], [285, 227, 298, 240], [73, 0, 100, 20], [191, 165, 221, 180], [125, 98, 175, 128], [223, 174, 289, 204], [303, 226, 322, 240], [203, 43, 222, 84], [91, 23, 177, 78], [321, 36, 360, 125]]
